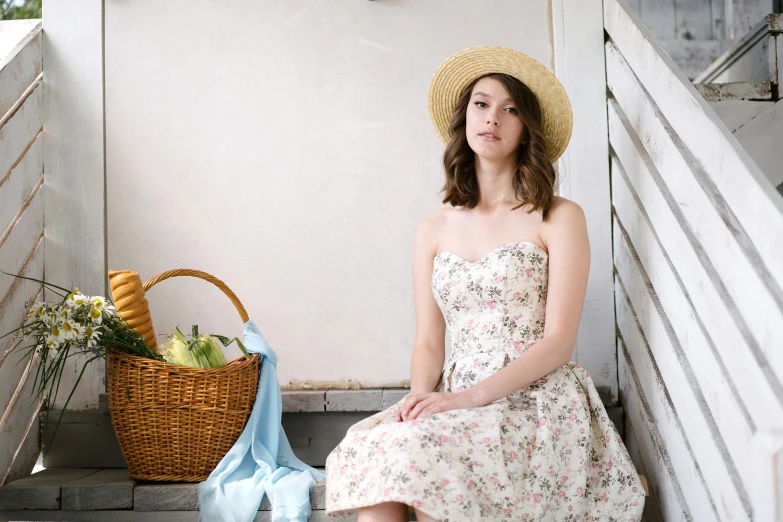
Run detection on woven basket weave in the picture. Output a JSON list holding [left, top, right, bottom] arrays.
[[106, 269, 260, 482]]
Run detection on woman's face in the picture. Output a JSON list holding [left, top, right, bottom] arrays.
[[465, 77, 524, 161]]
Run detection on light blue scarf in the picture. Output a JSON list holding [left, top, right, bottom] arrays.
[[198, 320, 327, 522]]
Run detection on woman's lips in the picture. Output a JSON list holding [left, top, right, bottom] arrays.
[[480, 134, 500, 141]]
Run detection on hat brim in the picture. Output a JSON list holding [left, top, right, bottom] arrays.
[[427, 45, 573, 163]]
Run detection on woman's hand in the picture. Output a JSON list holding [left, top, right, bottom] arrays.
[[394, 391, 478, 422]]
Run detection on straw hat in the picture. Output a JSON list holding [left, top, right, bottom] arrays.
[[427, 45, 573, 162]]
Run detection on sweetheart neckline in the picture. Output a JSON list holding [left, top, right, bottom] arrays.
[[434, 241, 549, 266]]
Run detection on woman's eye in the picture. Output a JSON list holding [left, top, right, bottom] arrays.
[[474, 101, 487, 108], [506, 107, 517, 114]]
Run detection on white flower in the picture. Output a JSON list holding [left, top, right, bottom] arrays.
[[88, 306, 103, 324], [90, 296, 108, 310], [41, 310, 58, 328], [48, 325, 66, 346], [27, 302, 45, 320], [67, 292, 90, 309], [60, 318, 78, 341], [45, 336, 60, 353], [84, 326, 102, 348]]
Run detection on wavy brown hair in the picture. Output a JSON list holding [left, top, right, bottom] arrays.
[[440, 73, 559, 221]]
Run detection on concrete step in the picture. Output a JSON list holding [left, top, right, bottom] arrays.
[[0, 467, 399, 521]]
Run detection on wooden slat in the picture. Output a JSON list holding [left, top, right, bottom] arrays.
[[613, 219, 747, 520], [621, 407, 665, 521], [612, 153, 758, 501], [0, 22, 41, 120], [0, 81, 42, 186], [617, 338, 693, 521], [0, 195, 44, 418], [0, 385, 42, 487], [1, 400, 40, 486], [606, 98, 783, 426], [43, 1, 106, 410], [605, 0, 783, 304], [0, 133, 42, 234], [605, 39, 783, 392]]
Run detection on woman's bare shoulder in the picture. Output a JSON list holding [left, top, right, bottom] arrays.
[[547, 196, 585, 222], [415, 207, 454, 253]]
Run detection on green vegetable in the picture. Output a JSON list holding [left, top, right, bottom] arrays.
[[159, 325, 229, 368]]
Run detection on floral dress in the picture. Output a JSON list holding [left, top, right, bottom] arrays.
[[325, 241, 645, 521]]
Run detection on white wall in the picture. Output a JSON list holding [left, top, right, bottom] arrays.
[[104, 0, 603, 389]]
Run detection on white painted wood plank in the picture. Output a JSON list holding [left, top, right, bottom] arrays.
[[0, 81, 42, 182], [621, 406, 665, 521], [605, 40, 783, 391], [617, 338, 692, 522], [0, 356, 43, 487], [607, 97, 783, 424], [0, 179, 42, 305], [0, 23, 41, 120], [611, 153, 758, 499], [605, 0, 783, 304], [0, 400, 40, 486], [613, 221, 748, 521], [0, 232, 44, 421], [0, 134, 42, 234], [550, 0, 618, 399], [43, 0, 106, 410]]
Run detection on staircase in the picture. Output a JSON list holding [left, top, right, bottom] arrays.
[[693, 13, 783, 196]]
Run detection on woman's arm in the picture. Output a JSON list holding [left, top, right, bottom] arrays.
[[408, 211, 447, 395], [466, 198, 591, 408], [395, 212, 448, 422]]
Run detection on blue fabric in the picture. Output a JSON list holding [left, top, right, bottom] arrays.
[[198, 320, 326, 522]]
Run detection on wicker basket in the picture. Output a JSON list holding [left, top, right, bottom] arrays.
[[106, 269, 260, 482]]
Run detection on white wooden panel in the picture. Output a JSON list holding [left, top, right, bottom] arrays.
[[617, 338, 691, 521], [43, 0, 106, 410], [612, 153, 758, 502], [0, 135, 42, 233], [0, 81, 42, 184], [0, 397, 40, 486], [0, 245, 44, 421], [621, 407, 665, 521], [0, 181, 43, 307], [605, 0, 783, 305], [0, 23, 41, 120], [0, 191, 44, 417], [0, 350, 43, 487], [605, 40, 783, 391], [550, 0, 617, 398], [607, 99, 783, 426], [613, 220, 747, 521]]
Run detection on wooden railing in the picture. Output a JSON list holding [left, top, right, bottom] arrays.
[[604, 0, 783, 520], [0, 20, 44, 487]]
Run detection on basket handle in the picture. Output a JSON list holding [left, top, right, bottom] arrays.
[[143, 269, 249, 323]]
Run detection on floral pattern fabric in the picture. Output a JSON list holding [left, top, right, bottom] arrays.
[[325, 242, 645, 521]]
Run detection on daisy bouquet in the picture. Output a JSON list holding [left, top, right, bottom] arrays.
[[0, 271, 163, 445]]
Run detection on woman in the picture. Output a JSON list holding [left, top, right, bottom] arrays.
[[325, 46, 645, 522]]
